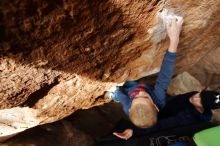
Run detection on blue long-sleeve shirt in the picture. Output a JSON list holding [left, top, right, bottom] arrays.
[[112, 50, 177, 115], [112, 50, 212, 137]]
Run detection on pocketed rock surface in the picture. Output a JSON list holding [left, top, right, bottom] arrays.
[[0, 0, 220, 143]]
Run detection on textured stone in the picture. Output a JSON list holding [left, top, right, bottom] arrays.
[[0, 0, 220, 141], [33, 75, 116, 123], [187, 47, 220, 91], [0, 107, 39, 142], [0, 57, 60, 109], [0, 102, 124, 145], [167, 71, 204, 95]]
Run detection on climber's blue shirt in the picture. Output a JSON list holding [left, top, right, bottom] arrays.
[[112, 50, 177, 115], [111, 50, 212, 136]]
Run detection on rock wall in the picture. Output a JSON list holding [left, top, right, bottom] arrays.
[[0, 0, 220, 141], [0, 102, 126, 146]]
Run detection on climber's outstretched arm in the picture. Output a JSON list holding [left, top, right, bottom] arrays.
[[153, 15, 183, 109]]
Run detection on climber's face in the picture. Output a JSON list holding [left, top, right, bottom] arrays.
[[189, 93, 204, 113]]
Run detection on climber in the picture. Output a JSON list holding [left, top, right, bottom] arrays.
[[112, 90, 220, 140], [104, 14, 183, 130]]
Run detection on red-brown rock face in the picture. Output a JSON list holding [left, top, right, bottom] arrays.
[[0, 0, 220, 142]]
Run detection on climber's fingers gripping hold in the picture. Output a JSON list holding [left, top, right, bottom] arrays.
[[176, 16, 184, 26], [166, 15, 183, 43]]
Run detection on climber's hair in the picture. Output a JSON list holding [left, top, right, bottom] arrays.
[[129, 101, 157, 128]]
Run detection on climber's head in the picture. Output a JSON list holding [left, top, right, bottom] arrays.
[[190, 90, 220, 113], [129, 91, 159, 128]]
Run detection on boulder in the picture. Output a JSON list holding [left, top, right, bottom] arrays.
[[0, 0, 220, 141]]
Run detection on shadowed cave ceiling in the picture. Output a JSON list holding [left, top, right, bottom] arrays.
[[0, 0, 220, 142]]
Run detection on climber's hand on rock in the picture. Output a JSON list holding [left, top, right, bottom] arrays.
[[113, 129, 133, 140], [166, 15, 183, 42], [166, 15, 183, 52]]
